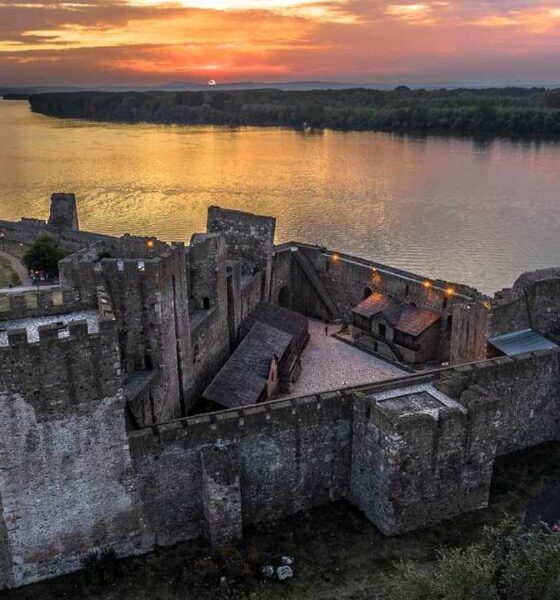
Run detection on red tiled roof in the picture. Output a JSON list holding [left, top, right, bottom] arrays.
[[352, 292, 394, 318], [395, 307, 441, 336], [353, 292, 440, 336]]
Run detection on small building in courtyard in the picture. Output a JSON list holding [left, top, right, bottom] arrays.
[[351, 291, 441, 365]]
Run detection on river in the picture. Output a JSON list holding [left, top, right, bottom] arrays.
[[1, 98, 559, 294]]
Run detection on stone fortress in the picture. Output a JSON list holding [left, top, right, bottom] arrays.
[[0, 193, 560, 589]]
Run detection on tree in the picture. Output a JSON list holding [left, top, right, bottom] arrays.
[[23, 234, 64, 277]]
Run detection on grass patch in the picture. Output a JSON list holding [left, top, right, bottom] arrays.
[[0, 256, 20, 288]]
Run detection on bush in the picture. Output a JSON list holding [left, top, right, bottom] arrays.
[[379, 519, 560, 600]]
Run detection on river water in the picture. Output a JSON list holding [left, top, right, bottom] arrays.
[[1, 98, 559, 294]]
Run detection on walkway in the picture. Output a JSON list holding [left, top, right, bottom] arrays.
[[0, 250, 32, 287], [284, 319, 405, 398]]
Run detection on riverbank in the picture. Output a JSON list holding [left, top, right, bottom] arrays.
[[28, 87, 560, 137]]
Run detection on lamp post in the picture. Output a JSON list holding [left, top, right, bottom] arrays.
[[0, 231, 5, 251]]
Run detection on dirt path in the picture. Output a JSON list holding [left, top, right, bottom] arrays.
[[0, 250, 31, 287]]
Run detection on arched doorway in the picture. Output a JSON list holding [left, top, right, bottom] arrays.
[[363, 286, 373, 300], [278, 286, 291, 309]]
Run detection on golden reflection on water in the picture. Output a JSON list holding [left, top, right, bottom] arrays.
[[1, 99, 560, 294]]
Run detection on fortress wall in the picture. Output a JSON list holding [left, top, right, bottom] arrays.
[[128, 391, 352, 547], [188, 234, 230, 397], [492, 269, 560, 337], [207, 206, 276, 301], [240, 271, 262, 321], [270, 248, 292, 307], [0, 492, 12, 589], [457, 351, 560, 455], [0, 218, 111, 255], [0, 288, 93, 320], [449, 301, 491, 365], [81, 247, 193, 422], [0, 319, 148, 589], [0, 319, 120, 415], [285, 243, 485, 362]]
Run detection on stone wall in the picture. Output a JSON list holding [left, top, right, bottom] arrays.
[[0, 317, 148, 588], [492, 268, 560, 338], [207, 206, 276, 302], [61, 245, 194, 421], [0, 288, 92, 319], [1, 346, 560, 588], [128, 391, 352, 548], [188, 234, 230, 397], [276, 243, 487, 364]]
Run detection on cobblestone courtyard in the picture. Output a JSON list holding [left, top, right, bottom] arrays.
[[285, 319, 404, 398]]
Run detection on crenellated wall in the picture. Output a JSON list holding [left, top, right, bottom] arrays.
[[0, 317, 149, 589]]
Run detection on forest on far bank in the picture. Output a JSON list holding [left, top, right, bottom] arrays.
[[28, 86, 560, 136]]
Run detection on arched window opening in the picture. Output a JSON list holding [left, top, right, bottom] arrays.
[[363, 286, 372, 300]]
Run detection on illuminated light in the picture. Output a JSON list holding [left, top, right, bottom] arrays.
[[146, 239, 155, 249], [208, 79, 217, 86], [423, 280, 432, 289], [332, 254, 339, 261], [446, 287, 455, 296]]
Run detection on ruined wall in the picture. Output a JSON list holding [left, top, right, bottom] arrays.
[[207, 206, 276, 302], [129, 392, 352, 547], [0, 319, 148, 589], [492, 268, 560, 337]]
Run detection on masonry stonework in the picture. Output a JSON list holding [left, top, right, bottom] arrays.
[[1, 195, 560, 589]]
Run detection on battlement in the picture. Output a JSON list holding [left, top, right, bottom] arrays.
[[0, 287, 93, 320], [0, 314, 120, 417], [128, 390, 348, 457]]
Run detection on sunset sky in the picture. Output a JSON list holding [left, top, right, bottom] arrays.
[[1, 1, 560, 86]]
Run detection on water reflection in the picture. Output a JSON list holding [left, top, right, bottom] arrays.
[[1, 99, 559, 294]]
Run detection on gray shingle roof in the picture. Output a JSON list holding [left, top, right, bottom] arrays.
[[203, 321, 292, 408]]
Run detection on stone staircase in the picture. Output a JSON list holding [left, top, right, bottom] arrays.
[[293, 249, 342, 322]]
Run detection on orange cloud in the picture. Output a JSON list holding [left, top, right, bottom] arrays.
[[1, 1, 560, 85]]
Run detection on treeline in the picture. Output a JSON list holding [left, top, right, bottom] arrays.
[[29, 87, 560, 136]]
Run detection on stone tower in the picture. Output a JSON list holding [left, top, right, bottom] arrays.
[[48, 193, 80, 230]]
